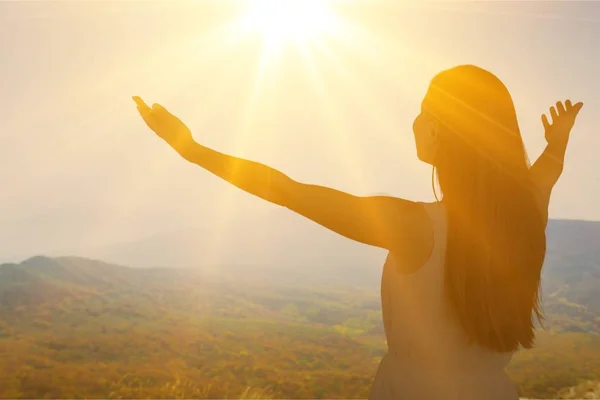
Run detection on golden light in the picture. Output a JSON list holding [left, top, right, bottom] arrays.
[[239, 0, 339, 48]]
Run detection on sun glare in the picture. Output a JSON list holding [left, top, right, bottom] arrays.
[[239, 0, 338, 47]]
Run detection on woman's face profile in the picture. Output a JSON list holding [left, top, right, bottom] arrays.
[[413, 106, 439, 166]]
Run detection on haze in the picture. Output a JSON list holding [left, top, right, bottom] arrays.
[[1, 1, 598, 265]]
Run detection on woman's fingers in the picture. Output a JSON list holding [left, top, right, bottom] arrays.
[[564, 99, 583, 117], [133, 95, 160, 132], [541, 114, 550, 130], [550, 106, 558, 123], [565, 99, 572, 110], [132, 97, 169, 118], [132, 96, 144, 106], [133, 96, 152, 117], [133, 96, 150, 111], [542, 100, 583, 134]]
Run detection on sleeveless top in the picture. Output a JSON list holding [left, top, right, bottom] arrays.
[[368, 201, 519, 400]]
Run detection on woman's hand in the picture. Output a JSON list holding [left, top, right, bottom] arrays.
[[542, 100, 583, 148], [530, 99, 583, 225], [133, 96, 195, 152]]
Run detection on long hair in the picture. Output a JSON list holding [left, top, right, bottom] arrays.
[[425, 65, 546, 352]]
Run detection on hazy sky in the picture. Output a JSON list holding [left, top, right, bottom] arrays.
[[1, 1, 599, 263]]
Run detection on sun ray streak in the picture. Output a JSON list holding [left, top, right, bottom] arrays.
[[203, 37, 281, 268], [311, 39, 411, 153], [295, 41, 373, 192], [72, 21, 254, 254], [296, 39, 407, 253]]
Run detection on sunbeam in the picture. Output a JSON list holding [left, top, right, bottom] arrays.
[[238, 0, 340, 49]]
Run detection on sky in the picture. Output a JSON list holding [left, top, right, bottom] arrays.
[[1, 0, 599, 264]]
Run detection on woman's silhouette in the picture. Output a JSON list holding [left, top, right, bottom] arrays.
[[133, 65, 583, 400]]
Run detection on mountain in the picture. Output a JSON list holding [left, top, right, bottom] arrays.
[[0, 237, 600, 399], [540, 219, 600, 333], [0, 218, 599, 398], [76, 215, 599, 269], [70, 207, 388, 269], [72, 216, 600, 332]]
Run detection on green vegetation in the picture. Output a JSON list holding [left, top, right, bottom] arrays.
[[0, 255, 599, 399]]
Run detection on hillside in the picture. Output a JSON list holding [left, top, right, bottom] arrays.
[[80, 216, 600, 335], [541, 219, 600, 334], [0, 247, 599, 398]]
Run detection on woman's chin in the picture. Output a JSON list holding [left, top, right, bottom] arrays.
[[417, 154, 433, 166]]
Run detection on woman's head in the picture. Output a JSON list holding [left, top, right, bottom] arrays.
[[416, 65, 547, 352], [413, 65, 526, 170]]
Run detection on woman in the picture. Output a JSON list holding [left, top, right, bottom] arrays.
[[133, 65, 583, 399]]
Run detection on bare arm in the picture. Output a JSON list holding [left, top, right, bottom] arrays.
[[529, 141, 567, 225], [529, 100, 583, 225], [133, 97, 422, 251], [178, 142, 421, 250]]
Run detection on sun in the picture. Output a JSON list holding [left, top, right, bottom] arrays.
[[238, 0, 339, 47]]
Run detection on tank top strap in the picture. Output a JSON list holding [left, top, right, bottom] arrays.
[[419, 201, 444, 224], [415, 201, 447, 273], [418, 199, 440, 229], [385, 201, 446, 279]]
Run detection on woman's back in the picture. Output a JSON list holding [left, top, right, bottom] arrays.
[[369, 201, 519, 400]]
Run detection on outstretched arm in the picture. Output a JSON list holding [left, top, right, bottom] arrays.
[[529, 100, 583, 225], [183, 141, 422, 250], [529, 142, 566, 226], [133, 97, 423, 251]]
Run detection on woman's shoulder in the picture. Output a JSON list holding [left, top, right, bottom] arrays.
[[389, 201, 440, 275]]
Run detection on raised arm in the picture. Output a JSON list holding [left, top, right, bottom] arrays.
[[529, 100, 583, 225], [133, 97, 424, 251]]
